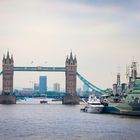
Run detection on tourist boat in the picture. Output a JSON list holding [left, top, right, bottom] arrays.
[[81, 95, 104, 113]]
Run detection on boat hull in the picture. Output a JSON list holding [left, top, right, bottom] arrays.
[[82, 105, 104, 113], [103, 103, 140, 116], [40, 100, 48, 104]]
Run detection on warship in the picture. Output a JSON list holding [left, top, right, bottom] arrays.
[[103, 61, 140, 115]]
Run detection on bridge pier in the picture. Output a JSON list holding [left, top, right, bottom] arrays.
[[62, 95, 80, 105], [0, 95, 16, 104]]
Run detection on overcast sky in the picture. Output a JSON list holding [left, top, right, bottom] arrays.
[[0, 0, 140, 90]]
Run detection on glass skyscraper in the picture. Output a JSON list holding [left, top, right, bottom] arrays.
[[39, 76, 47, 93]]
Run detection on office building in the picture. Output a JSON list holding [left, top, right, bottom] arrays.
[[34, 83, 39, 91], [53, 83, 60, 92], [39, 76, 47, 93], [83, 84, 89, 92]]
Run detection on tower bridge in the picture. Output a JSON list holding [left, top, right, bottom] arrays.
[[0, 51, 104, 104]]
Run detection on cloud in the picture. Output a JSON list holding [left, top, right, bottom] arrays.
[[47, 1, 121, 16], [0, 0, 140, 89]]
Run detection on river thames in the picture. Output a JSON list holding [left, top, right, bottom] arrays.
[[0, 101, 140, 140]]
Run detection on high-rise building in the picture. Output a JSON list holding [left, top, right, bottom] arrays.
[[83, 84, 89, 92], [34, 83, 39, 91], [53, 83, 60, 92], [39, 76, 47, 93]]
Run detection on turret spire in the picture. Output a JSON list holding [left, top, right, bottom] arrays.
[[65, 52, 77, 65], [74, 55, 77, 64], [3, 54, 5, 60], [3, 51, 14, 64], [6, 51, 10, 59], [70, 51, 73, 61], [11, 54, 14, 63]]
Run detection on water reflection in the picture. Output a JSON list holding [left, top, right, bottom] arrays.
[[0, 101, 140, 140]]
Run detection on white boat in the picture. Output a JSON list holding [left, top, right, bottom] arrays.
[[81, 95, 104, 113]]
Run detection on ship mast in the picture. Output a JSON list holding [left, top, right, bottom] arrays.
[[131, 61, 137, 82], [116, 72, 121, 95]]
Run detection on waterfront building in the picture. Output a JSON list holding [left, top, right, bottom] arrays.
[[21, 88, 34, 96], [76, 88, 82, 96], [83, 84, 89, 92], [53, 83, 60, 92], [34, 83, 39, 91], [39, 76, 47, 93]]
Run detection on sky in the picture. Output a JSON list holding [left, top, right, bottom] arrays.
[[0, 0, 140, 90]]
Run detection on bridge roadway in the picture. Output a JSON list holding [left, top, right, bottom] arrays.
[[0, 66, 66, 74], [13, 66, 66, 72]]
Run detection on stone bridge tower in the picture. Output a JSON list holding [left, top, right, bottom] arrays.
[[0, 51, 16, 104], [63, 52, 79, 104], [2, 51, 14, 95]]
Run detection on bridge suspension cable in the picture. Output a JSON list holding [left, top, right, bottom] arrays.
[[76, 72, 104, 95]]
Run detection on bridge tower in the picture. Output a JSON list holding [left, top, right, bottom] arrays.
[[62, 52, 79, 104], [2, 51, 14, 94], [0, 51, 16, 104]]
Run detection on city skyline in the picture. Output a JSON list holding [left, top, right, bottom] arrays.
[[0, 0, 140, 90]]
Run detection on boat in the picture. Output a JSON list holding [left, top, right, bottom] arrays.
[[103, 61, 140, 116], [81, 94, 104, 113], [40, 94, 48, 104], [40, 100, 48, 104]]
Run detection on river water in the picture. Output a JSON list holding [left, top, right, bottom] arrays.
[[0, 100, 140, 140]]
